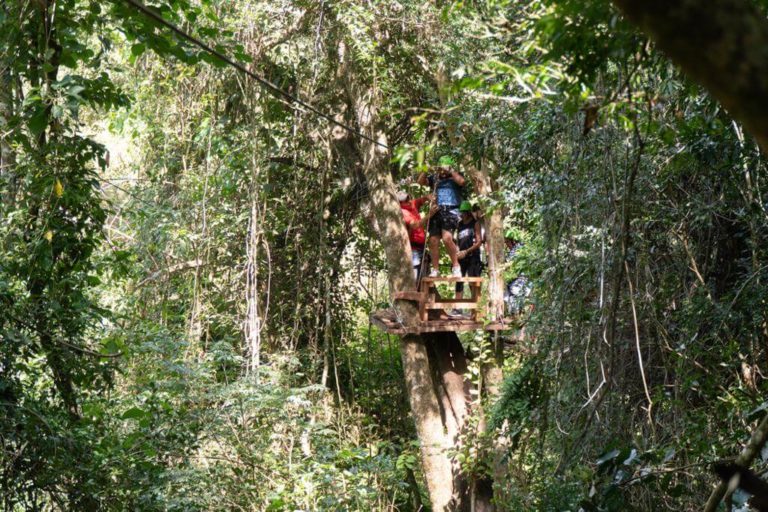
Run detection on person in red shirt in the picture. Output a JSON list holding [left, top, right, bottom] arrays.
[[398, 190, 437, 280]]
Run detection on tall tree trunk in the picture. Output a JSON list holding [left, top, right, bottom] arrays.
[[245, 166, 263, 380], [319, 150, 332, 388], [610, 0, 768, 152], [436, 67, 509, 510], [426, 333, 473, 508], [337, 39, 471, 509]]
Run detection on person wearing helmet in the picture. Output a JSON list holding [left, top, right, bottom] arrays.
[[416, 156, 465, 277], [455, 201, 483, 305]]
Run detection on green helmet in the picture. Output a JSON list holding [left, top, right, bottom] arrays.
[[438, 155, 455, 166], [504, 229, 516, 240], [459, 201, 472, 212]]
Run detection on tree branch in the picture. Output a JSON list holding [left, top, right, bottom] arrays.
[[611, 0, 768, 151], [704, 414, 768, 511]]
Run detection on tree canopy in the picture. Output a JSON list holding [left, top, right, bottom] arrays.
[[2, 0, 768, 510]]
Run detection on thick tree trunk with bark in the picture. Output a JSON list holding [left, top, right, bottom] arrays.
[[348, 92, 459, 511], [338, 39, 477, 510], [436, 67, 509, 510], [426, 333, 473, 507], [611, 0, 768, 152]]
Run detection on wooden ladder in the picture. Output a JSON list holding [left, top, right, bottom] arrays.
[[394, 276, 484, 322]]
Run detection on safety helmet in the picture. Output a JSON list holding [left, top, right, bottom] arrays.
[[438, 155, 455, 166]]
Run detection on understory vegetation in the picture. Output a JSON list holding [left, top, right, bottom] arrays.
[[2, 0, 768, 510]]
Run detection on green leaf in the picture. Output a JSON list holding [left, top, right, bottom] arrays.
[[266, 498, 286, 511], [28, 107, 48, 136], [131, 43, 146, 57], [67, 85, 86, 98], [122, 407, 148, 420]]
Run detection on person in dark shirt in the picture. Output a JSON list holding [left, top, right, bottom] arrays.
[[455, 201, 483, 301], [417, 160, 465, 277]]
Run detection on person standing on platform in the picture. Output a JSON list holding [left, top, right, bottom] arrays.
[[417, 156, 465, 278], [455, 201, 483, 302]]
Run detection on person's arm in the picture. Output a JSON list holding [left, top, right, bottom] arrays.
[[419, 203, 439, 227], [414, 196, 429, 209], [458, 222, 483, 259], [404, 204, 435, 230], [470, 222, 483, 252], [450, 170, 466, 187], [417, 173, 429, 187], [405, 212, 421, 230]]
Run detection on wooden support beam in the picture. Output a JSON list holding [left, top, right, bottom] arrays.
[[421, 277, 484, 284], [371, 309, 518, 335], [426, 302, 480, 309]]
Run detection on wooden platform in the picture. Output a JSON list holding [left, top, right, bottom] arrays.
[[414, 276, 484, 322], [370, 308, 516, 335], [372, 276, 517, 334]]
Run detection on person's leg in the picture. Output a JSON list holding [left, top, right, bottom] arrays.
[[428, 235, 440, 275], [467, 259, 482, 300], [442, 208, 461, 276], [455, 258, 469, 300], [427, 211, 444, 276], [412, 248, 423, 281], [442, 229, 459, 268]]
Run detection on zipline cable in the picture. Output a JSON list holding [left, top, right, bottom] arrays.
[[116, 0, 389, 149]]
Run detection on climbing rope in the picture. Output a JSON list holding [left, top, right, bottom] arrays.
[[416, 176, 439, 284]]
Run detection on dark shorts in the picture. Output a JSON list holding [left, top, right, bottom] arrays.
[[456, 257, 482, 292], [428, 206, 460, 237]]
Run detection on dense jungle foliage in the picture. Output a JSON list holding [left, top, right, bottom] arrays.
[[2, 0, 768, 510]]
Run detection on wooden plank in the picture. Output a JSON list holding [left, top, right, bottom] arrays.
[[370, 308, 517, 334], [370, 310, 418, 335], [432, 297, 479, 304], [415, 320, 514, 333], [370, 314, 397, 332], [421, 277, 484, 283], [425, 302, 479, 309]]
